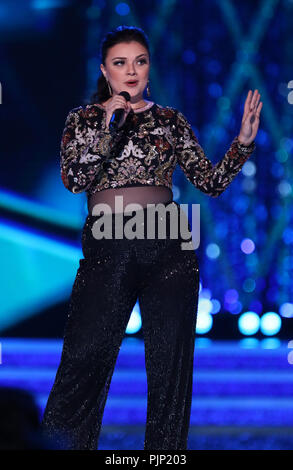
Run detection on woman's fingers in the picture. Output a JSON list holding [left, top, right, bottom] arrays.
[[104, 95, 130, 129], [244, 90, 253, 114], [105, 96, 128, 115], [250, 90, 260, 111], [243, 90, 262, 121], [112, 96, 128, 110], [256, 101, 263, 117]]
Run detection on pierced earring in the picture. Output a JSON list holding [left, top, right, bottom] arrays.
[[147, 80, 151, 97], [106, 79, 113, 96]]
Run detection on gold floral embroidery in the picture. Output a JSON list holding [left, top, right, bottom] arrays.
[[60, 102, 256, 197]]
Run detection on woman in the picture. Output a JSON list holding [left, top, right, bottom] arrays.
[[41, 26, 262, 450]]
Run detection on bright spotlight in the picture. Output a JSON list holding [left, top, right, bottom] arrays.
[[260, 312, 281, 336], [126, 304, 142, 334], [196, 312, 213, 334], [238, 311, 260, 336], [198, 297, 213, 314]]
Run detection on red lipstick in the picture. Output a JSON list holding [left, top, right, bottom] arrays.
[[125, 80, 138, 87]]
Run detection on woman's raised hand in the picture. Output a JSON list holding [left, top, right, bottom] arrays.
[[104, 94, 132, 130], [238, 89, 263, 146]]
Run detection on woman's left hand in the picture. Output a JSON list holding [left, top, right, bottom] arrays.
[[238, 89, 263, 146]]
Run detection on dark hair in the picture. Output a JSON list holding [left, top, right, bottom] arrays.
[[89, 25, 151, 104], [0, 386, 55, 449]]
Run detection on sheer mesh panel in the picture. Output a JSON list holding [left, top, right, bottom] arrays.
[[87, 186, 173, 214]]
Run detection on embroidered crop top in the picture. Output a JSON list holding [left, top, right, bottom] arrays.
[[60, 101, 256, 198]]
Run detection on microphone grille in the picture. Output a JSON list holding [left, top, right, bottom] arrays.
[[119, 91, 131, 101]]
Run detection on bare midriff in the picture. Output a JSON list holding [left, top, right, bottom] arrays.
[[87, 186, 173, 214]]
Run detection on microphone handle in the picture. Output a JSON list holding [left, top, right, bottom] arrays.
[[108, 91, 130, 133], [109, 107, 125, 133]]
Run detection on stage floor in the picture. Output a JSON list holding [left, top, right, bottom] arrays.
[[0, 337, 292, 450]]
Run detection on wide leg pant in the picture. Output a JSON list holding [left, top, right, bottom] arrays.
[[41, 200, 200, 450]]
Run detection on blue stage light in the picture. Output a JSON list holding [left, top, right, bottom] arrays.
[[198, 297, 213, 314], [249, 299, 263, 315], [172, 184, 180, 200], [31, 0, 68, 8], [227, 301, 242, 315], [280, 302, 293, 318], [238, 311, 260, 336], [280, 137, 293, 152], [208, 83, 222, 98], [255, 204, 268, 221], [275, 148, 288, 163], [182, 49, 196, 64], [206, 243, 220, 259], [260, 312, 281, 336], [197, 295, 215, 331], [225, 289, 239, 304], [242, 278, 256, 293], [126, 303, 142, 334], [256, 129, 268, 145], [115, 2, 130, 16], [215, 221, 228, 238], [218, 96, 230, 111], [278, 180, 292, 197], [282, 228, 293, 245], [241, 238, 255, 254], [199, 288, 212, 299], [271, 161, 284, 178], [210, 299, 221, 314], [242, 160, 256, 177], [261, 338, 281, 349], [196, 311, 213, 334], [239, 338, 259, 348], [242, 178, 257, 193]]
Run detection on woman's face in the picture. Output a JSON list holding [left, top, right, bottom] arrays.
[[100, 41, 150, 103]]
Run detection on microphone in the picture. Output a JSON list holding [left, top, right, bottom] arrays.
[[109, 91, 131, 134]]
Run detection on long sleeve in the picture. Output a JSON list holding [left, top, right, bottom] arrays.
[[60, 109, 124, 194], [174, 110, 256, 197]]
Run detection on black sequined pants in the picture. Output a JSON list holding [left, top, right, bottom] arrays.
[[41, 200, 200, 450]]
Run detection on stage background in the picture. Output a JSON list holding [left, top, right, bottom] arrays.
[[0, 0, 292, 342]]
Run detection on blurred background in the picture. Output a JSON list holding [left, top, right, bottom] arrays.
[[0, 0, 293, 451]]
